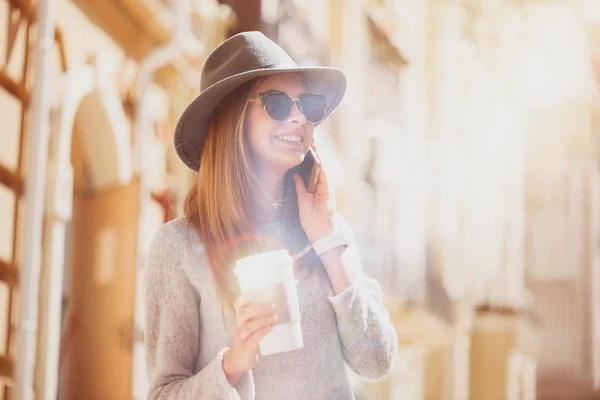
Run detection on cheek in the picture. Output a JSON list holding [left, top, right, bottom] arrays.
[[246, 109, 276, 151]]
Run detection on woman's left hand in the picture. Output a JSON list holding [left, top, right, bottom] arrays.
[[293, 155, 336, 243]]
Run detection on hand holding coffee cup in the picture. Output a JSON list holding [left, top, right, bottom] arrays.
[[234, 250, 304, 357], [222, 298, 278, 385]]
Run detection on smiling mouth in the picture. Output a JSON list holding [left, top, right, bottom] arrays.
[[275, 135, 303, 143]]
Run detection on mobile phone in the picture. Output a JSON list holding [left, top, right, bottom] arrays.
[[306, 147, 321, 194], [294, 147, 322, 194]]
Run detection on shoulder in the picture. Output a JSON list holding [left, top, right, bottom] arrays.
[[149, 217, 202, 251], [146, 218, 202, 275], [149, 218, 192, 247], [145, 218, 204, 304]]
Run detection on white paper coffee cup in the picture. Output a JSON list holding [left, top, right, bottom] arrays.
[[235, 250, 303, 356]]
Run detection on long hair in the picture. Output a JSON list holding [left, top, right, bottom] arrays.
[[183, 78, 323, 316]]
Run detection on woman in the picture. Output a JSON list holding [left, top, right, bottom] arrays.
[[145, 31, 397, 400]]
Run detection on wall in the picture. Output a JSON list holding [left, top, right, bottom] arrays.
[[61, 129, 139, 399]]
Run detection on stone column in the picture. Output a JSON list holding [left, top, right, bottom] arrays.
[[450, 301, 473, 400], [592, 165, 600, 389], [426, 3, 475, 398], [327, 0, 371, 242], [426, 0, 467, 299], [388, 0, 428, 302], [470, 311, 538, 400]]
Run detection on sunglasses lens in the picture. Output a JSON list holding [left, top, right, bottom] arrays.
[[264, 93, 291, 121], [300, 95, 326, 123]]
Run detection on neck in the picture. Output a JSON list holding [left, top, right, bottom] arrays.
[[253, 163, 288, 223]]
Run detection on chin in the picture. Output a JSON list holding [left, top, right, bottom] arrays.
[[281, 156, 305, 170], [254, 143, 308, 170]]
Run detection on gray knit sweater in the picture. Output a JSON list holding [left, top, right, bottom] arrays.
[[145, 216, 397, 399]]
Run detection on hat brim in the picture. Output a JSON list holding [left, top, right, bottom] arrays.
[[174, 66, 347, 171]]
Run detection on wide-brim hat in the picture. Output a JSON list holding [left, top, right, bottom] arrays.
[[174, 31, 347, 171]]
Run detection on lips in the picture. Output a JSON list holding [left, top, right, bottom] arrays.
[[275, 135, 302, 143], [274, 131, 305, 145]]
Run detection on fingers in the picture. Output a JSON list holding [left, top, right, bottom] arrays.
[[234, 291, 257, 312], [247, 325, 272, 347], [236, 302, 275, 328], [316, 168, 328, 194], [237, 312, 278, 341], [310, 144, 322, 163], [234, 291, 266, 321], [292, 173, 308, 195]]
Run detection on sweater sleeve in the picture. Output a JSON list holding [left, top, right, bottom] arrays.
[[145, 222, 254, 399], [326, 214, 398, 382]]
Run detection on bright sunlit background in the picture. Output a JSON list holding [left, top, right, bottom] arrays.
[[1, 0, 600, 399]]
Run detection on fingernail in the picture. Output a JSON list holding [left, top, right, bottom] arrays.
[[271, 302, 276, 310], [272, 314, 278, 323]]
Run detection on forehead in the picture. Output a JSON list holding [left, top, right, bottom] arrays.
[[254, 73, 308, 96]]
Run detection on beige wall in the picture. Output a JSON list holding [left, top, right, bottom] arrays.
[[62, 181, 139, 400], [61, 128, 139, 399], [470, 313, 538, 400], [1, 1, 140, 398], [52, 0, 129, 92], [51, 4, 139, 397], [423, 346, 449, 400], [0, 0, 130, 173], [470, 324, 512, 400]]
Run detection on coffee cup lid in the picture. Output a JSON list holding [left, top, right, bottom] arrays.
[[235, 249, 293, 276]]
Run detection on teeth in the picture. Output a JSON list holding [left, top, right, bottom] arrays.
[[277, 135, 302, 143]]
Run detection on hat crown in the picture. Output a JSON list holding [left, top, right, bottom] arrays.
[[200, 31, 296, 92]]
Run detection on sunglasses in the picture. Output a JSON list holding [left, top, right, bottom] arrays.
[[248, 90, 328, 124]]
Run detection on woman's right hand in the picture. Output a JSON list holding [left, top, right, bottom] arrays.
[[223, 300, 278, 385]]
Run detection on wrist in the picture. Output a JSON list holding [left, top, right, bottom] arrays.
[[307, 229, 334, 244], [304, 215, 337, 243], [222, 349, 242, 386], [311, 229, 349, 256], [306, 223, 336, 244]]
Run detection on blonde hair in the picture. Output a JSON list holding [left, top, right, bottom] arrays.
[[183, 78, 323, 316]]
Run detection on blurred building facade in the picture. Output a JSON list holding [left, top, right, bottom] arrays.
[[1, 0, 600, 399], [0, 0, 232, 399]]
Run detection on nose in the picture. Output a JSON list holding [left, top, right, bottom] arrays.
[[288, 99, 307, 124]]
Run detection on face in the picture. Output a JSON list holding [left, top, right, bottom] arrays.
[[245, 73, 315, 172]]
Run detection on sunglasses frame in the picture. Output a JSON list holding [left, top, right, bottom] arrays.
[[248, 90, 328, 124]]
